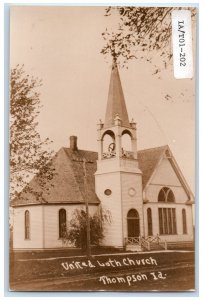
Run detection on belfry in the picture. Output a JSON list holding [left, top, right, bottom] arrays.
[[95, 61, 143, 249]]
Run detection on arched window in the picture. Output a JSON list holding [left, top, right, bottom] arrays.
[[127, 209, 140, 238], [59, 209, 67, 238], [25, 210, 30, 240], [158, 187, 175, 202], [147, 208, 153, 236], [182, 209, 187, 234]]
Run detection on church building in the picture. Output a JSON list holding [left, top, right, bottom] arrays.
[[11, 61, 194, 251]]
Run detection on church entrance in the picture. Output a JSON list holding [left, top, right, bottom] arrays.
[[127, 209, 140, 238]]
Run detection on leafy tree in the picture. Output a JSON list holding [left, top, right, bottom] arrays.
[[10, 65, 55, 202], [101, 7, 196, 70], [62, 209, 104, 250]]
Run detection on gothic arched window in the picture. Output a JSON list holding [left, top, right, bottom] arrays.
[[158, 187, 175, 203], [158, 188, 176, 235], [182, 209, 187, 234], [25, 210, 30, 240], [59, 209, 67, 238]]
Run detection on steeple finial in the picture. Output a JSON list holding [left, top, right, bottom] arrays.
[[104, 60, 130, 128]]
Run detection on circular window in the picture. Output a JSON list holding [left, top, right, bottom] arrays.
[[104, 189, 112, 196], [128, 188, 136, 197]]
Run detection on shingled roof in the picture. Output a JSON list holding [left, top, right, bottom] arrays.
[[11, 145, 168, 207], [11, 147, 100, 207]]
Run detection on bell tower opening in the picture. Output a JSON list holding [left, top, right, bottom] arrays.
[[121, 129, 134, 159], [102, 130, 116, 159], [122, 131, 132, 151]]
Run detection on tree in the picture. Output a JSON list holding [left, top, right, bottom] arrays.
[[101, 7, 196, 70], [10, 65, 55, 202], [63, 209, 104, 250]]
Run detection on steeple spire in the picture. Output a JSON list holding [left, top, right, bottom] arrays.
[[104, 60, 130, 128]]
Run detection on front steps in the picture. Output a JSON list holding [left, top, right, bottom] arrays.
[[125, 236, 194, 252]]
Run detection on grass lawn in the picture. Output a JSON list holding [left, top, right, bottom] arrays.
[[10, 246, 124, 260]]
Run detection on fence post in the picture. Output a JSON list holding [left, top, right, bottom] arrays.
[[124, 237, 126, 251], [148, 241, 150, 251]]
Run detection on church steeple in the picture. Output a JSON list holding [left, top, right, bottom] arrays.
[[96, 59, 138, 161], [95, 60, 143, 249], [104, 60, 130, 128]]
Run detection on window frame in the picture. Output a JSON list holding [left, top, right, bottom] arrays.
[[59, 208, 67, 239], [158, 187, 175, 203], [127, 209, 140, 238], [182, 208, 187, 234], [147, 208, 153, 236], [158, 207, 177, 235], [24, 210, 30, 240]]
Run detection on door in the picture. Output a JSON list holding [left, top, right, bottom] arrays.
[[127, 209, 140, 238]]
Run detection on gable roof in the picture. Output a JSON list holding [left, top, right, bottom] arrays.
[[11, 144, 193, 207], [11, 147, 100, 207], [139, 145, 194, 201]]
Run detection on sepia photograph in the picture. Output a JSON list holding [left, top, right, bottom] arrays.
[[9, 5, 196, 292]]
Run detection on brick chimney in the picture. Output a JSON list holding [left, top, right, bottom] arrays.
[[70, 136, 78, 151]]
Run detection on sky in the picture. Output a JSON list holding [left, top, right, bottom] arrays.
[[10, 6, 196, 191]]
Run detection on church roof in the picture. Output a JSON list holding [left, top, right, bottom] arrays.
[[11, 145, 170, 207], [104, 61, 130, 128], [11, 147, 100, 207], [137, 145, 168, 188]]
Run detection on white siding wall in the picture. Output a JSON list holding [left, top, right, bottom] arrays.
[[44, 204, 98, 248], [95, 172, 123, 247], [146, 158, 189, 203], [13, 206, 43, 250], [151, 158, 182, 186], [144, 158, 194, 242], [13, 204, 98, 250], [121, 173, 144, 240], [146, 184, 188, 203], [143, 204, 193, 242], [95, 157, 143, 248]]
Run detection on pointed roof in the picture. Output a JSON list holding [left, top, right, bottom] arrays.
[[138, 145, 194, 201], [11, 148, 100, 207], [104, 60, 130, 128], [11, 145, 194, 207]]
